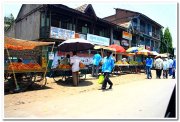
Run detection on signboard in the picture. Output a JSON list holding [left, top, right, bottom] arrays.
[[87, 34, 110, 46], [122, 31, 132, 41], [113, 40, 120, 45], [48, 52, 54, 60], [80, 57, 93, 65], [50, 26, 75, 40], [121, 39, 129, 46], [75, 33, 87, 40]]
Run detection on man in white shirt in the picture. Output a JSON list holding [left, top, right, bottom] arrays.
[[70, 51, 81, 86]]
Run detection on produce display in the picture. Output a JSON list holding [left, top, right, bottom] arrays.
[[115, 60, 129, 65], [129, 61, 138, 65], [58, 64, 71, 69], [58, 62, 85, 69], [8, 62, 42, 70]]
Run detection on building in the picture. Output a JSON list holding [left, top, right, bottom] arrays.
[[5, 4, 128, 48], [103, 8, 163, 52]]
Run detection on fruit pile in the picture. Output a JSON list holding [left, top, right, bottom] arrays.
[[8, 62, 42, 70], [129, 61, 138, 65], [58, 62, 85, 69], [79, 62, 85, 68], [58, 64, 71, 69], [115, 60, 129, 65], [138, 62, 144, 65]]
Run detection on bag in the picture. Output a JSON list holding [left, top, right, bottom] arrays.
[[98, 74, 104, 84]]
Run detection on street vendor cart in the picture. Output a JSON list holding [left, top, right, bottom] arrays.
[[4, 37, 55, 92]]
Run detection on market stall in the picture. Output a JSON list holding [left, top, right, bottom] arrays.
[[51, 38, 93, 84], [4, 37, 55, 91]]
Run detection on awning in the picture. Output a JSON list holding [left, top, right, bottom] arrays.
[[4, 37, 55, 50]]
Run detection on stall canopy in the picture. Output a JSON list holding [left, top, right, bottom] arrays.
[[5, 37, 55, 50], [108, 44, 125, 53]]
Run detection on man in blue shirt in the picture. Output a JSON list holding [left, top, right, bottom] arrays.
[[172, 57, 176, 79], [101, 51, 114, 90], [146, 56, 153, 79], [92, 52, 102, 78]]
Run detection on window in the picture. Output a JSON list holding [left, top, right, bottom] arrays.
[[41, 13, 45, 27], [140, 20, 145, 33], [77, 20, 90, 34]]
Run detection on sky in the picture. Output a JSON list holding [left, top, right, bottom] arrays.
[[3, 2, 178, 48]]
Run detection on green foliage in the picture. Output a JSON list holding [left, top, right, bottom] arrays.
[[4, 13, 14, 31], [160, 27, 173, 55]]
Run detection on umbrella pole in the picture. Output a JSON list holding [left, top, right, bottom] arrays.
[[5, 47, 20, 90], [42, 44, 55, 86]]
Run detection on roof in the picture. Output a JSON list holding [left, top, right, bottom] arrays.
[[75, 4, 89, 13], [115, 8, 163, 28], [5, 37, 55, 50]]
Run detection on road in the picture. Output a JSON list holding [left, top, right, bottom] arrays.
[[4, 78, 176, 119]]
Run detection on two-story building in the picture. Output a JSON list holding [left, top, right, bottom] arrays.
[[103, 8, 163, 52], [6, 4, 128, 48]]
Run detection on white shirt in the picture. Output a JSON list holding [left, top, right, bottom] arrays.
[[70, 55, 81, 72]]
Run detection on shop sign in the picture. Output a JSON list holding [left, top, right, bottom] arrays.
[[50, 26, 75, 40], [113, 40, 120, 45], [122, 31, 132, 41], [87, 34, 110, 46], [75, 33, 87, 40], [121, 39, 129, 46], [48, 52, 54, 60], [80, 57, 93, 65]]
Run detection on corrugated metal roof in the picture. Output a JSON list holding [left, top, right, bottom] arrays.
[[75, 4, 89, 13]]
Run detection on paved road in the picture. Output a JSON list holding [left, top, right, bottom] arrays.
[[5, 78, 176, 119]]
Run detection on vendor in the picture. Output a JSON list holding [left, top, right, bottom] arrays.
[[70, 51, 81, 86], [61, 54, 70, 65]]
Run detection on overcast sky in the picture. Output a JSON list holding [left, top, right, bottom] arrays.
[[3, 2, 177, 48]]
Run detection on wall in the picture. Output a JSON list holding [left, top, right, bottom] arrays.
[[15, 11, 41, 40]]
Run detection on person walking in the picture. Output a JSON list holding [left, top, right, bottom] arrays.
[[70, 51, 81, 86], [92, 51, 102, 78], [172, 57, 176, 79], [154, 56, 163, 79], [101, 51, 114, 90], [145, 56, 153, 79], [163, 58, 169, 79], [168, 56, 174, 76]]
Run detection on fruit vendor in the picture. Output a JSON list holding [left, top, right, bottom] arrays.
[[60, 54, 70, 65]]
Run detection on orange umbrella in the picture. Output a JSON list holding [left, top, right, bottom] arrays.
[[108, 44, 125, 53]]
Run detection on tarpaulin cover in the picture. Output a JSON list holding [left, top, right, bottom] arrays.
[[4, 37, 55, 50]]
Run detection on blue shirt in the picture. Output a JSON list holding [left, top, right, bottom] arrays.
[[102, 56, 114, 73], [172, 59, 176, 69], [146, 58, 153, 67], [93, 53, 102, 66]]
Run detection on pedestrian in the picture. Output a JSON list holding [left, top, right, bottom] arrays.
[[163, 58, 169, 79], [154, 56, 163, 79], [145, 56, 153, 79], [61, 54, 70, 65], [168, 56, 174, 76], [172, 57, 176, 79], [70, 51, 81, 86], [112, 53, 116, 62], [100, 51, 114, 90], [92, 51, 102, 78]]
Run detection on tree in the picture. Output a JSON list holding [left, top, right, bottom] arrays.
[[159, 27, 173, 55], [163, 27, 173, 55], [159, 29, 165, 53], [4, 13, 14, 31]]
